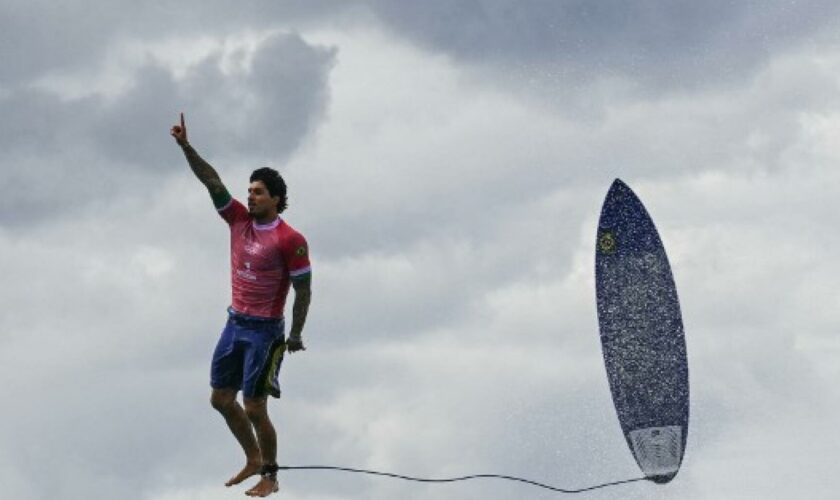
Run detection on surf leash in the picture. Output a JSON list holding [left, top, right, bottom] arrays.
[[277, 465, 650, 493]]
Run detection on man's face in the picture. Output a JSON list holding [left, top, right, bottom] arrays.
[[247, 180, 279, 218]]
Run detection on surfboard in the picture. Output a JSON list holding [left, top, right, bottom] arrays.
[[595, 179, 689, 484]]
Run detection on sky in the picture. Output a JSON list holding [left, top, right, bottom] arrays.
[[2, 1, 840, 499]]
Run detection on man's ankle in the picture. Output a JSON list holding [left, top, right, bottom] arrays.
[[260, 463, 279, 480]]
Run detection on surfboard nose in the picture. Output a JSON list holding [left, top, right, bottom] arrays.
[[608, 178, 629, 193]]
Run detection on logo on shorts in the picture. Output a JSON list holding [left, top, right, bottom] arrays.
[[296, 246, 307, 256]]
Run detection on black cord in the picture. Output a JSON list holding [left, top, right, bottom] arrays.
[[278, 465, 650, 493]]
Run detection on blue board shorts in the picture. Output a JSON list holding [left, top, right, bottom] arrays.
[[211, 307, 286, 399]]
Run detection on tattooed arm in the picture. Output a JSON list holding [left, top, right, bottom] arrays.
[[286, 274, 312, 353], [170, 113, 232, 208]]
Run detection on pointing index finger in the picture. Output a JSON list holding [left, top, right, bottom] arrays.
[[180, 112, 185, 129]]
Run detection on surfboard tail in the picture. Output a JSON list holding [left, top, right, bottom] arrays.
[[628, 425, 683, 483]]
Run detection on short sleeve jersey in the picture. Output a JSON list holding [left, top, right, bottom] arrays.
[[217, 198, 311, 319]]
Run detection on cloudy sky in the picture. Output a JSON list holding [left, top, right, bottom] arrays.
[[2, 1, 840, 499]]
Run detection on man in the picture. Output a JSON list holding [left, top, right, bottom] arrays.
[[171, 113, 312, 497]]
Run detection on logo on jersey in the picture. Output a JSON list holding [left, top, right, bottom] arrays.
[[237, 261, 257, 281], [245, 242, 264, 255], [296, 246, 307, 257]]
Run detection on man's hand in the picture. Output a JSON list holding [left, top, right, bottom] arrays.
[[170, 112, 188, 145], [286, 335, 306, 353]]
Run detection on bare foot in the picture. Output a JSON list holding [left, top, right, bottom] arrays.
[[245, 475, 279, 497], [226, 462, 262, 487]]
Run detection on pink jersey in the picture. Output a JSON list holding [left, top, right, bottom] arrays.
[[218, 199, 311, 319]]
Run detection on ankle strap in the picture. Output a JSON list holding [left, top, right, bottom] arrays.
[[261, 463, 280, 479]]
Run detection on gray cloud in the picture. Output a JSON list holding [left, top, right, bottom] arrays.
[[0, 31, 336, 227], [0, 1, 347, 86], [185, 33, 337, 160], [96, 32, 336, 166], [367, 0, 840, 90]]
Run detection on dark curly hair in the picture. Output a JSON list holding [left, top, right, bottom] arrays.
[[250, 167, 288, 213]]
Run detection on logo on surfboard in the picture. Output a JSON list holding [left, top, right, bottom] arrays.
[[598, 230, 617, 255]]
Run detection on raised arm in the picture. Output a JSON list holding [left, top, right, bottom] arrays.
[[170, 113, 232, 208]]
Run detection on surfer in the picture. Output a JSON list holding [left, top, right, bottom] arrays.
[[171, 113, 312, 497]]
